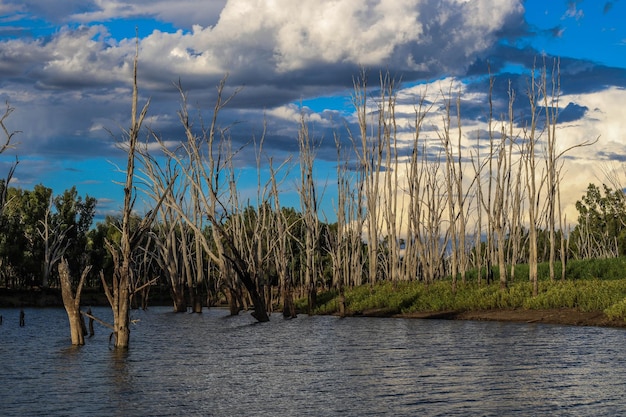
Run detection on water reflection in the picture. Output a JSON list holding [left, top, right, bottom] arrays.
[[0, 306, 625, 416]]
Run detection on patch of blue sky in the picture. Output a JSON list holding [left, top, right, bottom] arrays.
[[524, 0, 626, 68], [0, 14, 55, 40], [299, 95, 353, 116], [498, 62, 529, 75], [101, 17, 180, 41]]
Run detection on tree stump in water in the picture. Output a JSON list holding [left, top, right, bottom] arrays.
[[87, 308, 95, 337], [58, 258, 92, 345]]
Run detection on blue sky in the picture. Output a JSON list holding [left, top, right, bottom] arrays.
[[1, 0, 625, 224]]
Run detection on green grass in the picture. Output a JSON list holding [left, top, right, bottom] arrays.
[[303, 257, 626, 321]]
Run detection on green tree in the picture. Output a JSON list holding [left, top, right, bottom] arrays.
[[53, 186, 97, 279], [570, 183, 626, 259], [2, 185, 52, 286], [0, 184, 96, 288]]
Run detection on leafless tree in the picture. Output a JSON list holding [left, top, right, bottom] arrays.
[[402, 96, 430, 282], [521, 63, 546, 297], [39, 196, 72, 288], [351, 69, 384, 287], [541, 58, 597, 281], [297, 114, 322, 312], [58, 258, 91, 345], [440, 88, 473, 289], [0, 102, 19, 210], [101, 35, 155, 348], [150, 79, 271, 322]]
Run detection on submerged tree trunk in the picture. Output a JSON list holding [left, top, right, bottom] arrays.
[[58, 258, 91, 346], [103, 34, 152, 349], [282, 281, 297, 318], [226, 286, 242, 316]]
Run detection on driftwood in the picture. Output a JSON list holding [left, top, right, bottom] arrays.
[[80, 310, 114, 331]]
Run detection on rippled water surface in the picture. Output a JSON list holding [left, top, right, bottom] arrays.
[[1, 306, 625, 416]]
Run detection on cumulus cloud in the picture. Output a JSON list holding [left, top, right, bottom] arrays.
[[1, 0, 626, 222], [0, 0, 529, 165], [2, 0, 525, 91]]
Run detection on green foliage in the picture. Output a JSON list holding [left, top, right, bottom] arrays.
[[312, 267, 626, 323], [0, 183, 97, 287], [605, 298, 626, 320], [570, 183, 626, 258], [523, 280, 626, 311], [565, 257, 626, 280]]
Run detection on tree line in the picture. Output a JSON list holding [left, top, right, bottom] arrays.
[[1, 57, 623, 347]]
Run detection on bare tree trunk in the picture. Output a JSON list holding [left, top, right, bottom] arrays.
[[352, 70, 382, 287], [404, 98, 430, 283], [544, 59, 560, 282], [0, 102, 20, 198], [379, 72, 400, 283], [297, 116, 321, 313], [269, 159, 297, 318], [58, 258, 91, 346], [38, 197, 72, 288], [103, 35, 151, 348], [440, 87, 462, 290], [149, 78, 270, 322], [192, 193, 205, 313], [524, 64, 542, 297]]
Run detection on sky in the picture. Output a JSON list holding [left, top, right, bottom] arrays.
[[1, 0, 625, 226]]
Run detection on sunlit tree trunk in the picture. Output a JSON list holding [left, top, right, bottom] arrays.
[[352, 70, 383, 287], [523, 64, 542, 297], [379, 72, 401, 283], [298, 115, 321, 313], [404, 98, 430, 282], [59, 258, 91, 346], [150, 78, 270, 322], [38, 196, 71, 288], [507, 82, 524, 282], [102, 35, 151, 348], [544, 59, 560, 283], [440, 87, 464, 290]]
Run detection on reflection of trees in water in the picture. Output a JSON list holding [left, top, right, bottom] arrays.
[[109, 349, 133, 402]]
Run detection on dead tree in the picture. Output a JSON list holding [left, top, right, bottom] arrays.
[[38, 196, 72, 288], [352, 69, 383, 287], [522, 64, 545, 297], [58, 258, 91, 346], [152, 79, 270, 322], [269, 158, 297, 318], [0, 101, 19, 211], [297, 115, 321, 313], [440, 87, 473, 289], [402, 96, 431, 283], [102, 34, 152, 348], [540, 59, 597, 281]]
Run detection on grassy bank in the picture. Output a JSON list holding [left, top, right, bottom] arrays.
[[306, 257, 626, 321]]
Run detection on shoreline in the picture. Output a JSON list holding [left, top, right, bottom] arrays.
[[3, 288, 626, 329], [348, 307, 626, 329]]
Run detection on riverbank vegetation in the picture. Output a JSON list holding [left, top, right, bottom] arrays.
[[2, 58, 626, 346], [306, 256, 626, 321]]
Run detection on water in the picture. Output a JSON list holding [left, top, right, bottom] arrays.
[[0, 306, 625, 416]]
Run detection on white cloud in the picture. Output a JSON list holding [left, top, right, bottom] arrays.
[[555, 87, 626, 218], [1, 0, 525, 92], [359, 80, 626, 235], [68, 0, 228, 28]]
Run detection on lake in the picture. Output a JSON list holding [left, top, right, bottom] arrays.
[[1, 306, 625, 416]]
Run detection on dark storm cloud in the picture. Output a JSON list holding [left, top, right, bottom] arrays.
[[0, 0, 623, 183]]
